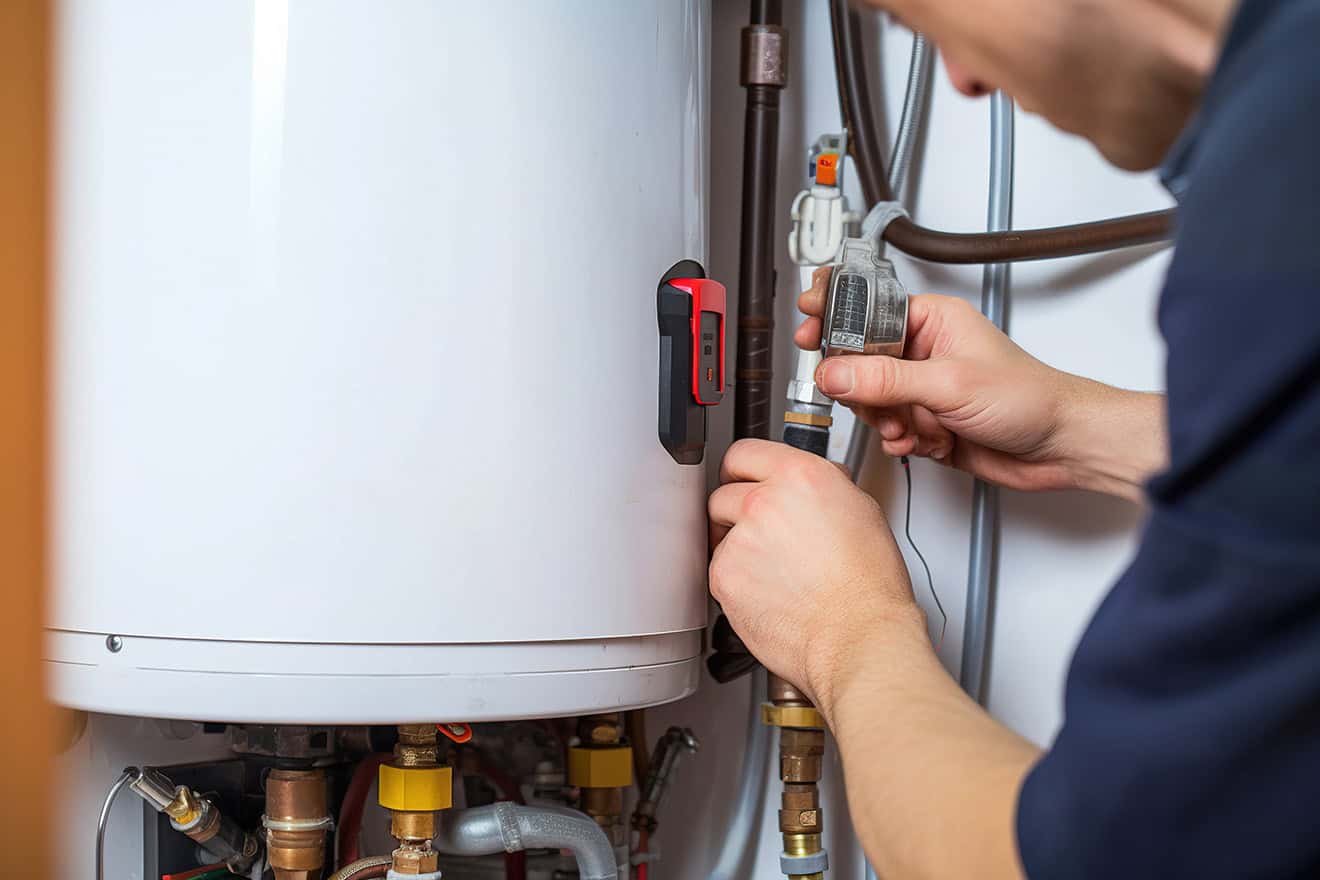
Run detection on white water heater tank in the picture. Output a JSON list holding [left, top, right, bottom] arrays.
[[47, 0, 713, 723]]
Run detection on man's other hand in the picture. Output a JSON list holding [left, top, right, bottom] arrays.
[[796, 267, 1165, 500], [708, 439, 928, 714]]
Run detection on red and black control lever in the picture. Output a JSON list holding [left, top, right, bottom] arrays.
[[657, 260, 727, 464]]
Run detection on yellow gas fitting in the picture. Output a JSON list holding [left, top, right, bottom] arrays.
[[567, 745, 633, 788], [377, 764, 453, 812]]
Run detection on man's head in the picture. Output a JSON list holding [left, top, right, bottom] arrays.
[[867, 0, 1236, 170]]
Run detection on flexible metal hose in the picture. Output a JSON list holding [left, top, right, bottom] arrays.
[[329, 856, 391, 880], [888, 33, 935, 203], [434, 803, 617, 880]]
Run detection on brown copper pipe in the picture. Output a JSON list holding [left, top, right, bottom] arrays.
[[735, 0, 785, 441], [828, 0, 1175, 263]]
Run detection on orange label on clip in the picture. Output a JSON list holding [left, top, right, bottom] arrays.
[[816, 153, 839, 186]]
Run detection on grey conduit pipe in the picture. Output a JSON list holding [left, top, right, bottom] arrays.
[[960, 92, 1015, 704], [434, 803, 617, 880], [843, 32, 936, 481], [706, 668, 773, 880]]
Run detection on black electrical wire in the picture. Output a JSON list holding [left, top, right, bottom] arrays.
[[901, 456, 946, 649]]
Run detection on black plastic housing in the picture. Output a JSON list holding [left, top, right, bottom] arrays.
[[657, 259, 710, 465]]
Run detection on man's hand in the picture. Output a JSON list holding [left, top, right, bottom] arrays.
[[708, 438, 929, 712], [797, 267, 1166, 500]]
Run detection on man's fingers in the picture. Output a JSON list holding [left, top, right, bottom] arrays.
[[708, 481, 756, 527], [798, 267, 830, 317], [794, 316, 823, 351], [910, 405, 955, 460], [815, 354, 954, 411], [719, 437, 821, 485]]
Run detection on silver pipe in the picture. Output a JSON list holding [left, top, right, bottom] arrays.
[[97, 767, 139, 880], [434, 802, 617, 880], [706, 667, 772, 880], [844, 32, 936, 478], [960, 91, 1015, 704]]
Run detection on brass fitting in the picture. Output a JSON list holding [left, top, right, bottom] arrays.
[[571, 713, 631, 848], [127, 768, 262, 873], [762, 703, 826, 729], [263, 768, 331, 880], [768, 674, 829, 880], [381, 724, 450, 875]]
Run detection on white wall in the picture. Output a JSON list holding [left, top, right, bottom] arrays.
[[59, 3, 1174, 878]]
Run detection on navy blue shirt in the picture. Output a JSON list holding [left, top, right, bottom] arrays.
[[1016, 1, 1320, 877]]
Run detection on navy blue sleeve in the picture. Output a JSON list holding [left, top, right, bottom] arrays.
[[1016, 3, 1320, 878]]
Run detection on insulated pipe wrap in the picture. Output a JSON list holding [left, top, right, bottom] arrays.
[[434, 803, 617, 880]]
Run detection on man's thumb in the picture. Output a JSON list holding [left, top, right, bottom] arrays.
[[814, 355, 948, 409]]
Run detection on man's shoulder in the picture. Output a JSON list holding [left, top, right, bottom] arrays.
[[1152, 0, 1320, 521]]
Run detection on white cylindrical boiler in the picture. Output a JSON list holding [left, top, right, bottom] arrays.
[[47, 0, 713, 723]]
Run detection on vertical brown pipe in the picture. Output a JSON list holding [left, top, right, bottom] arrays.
[[734, 0, 787, 441]]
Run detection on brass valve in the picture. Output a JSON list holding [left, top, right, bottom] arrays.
[[569, 713, 633, 850], [379, 724, 453, 876]]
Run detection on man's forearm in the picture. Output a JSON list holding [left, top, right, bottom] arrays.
[[1056, 381, 1168, 501], [819, 618, 1040, 880]]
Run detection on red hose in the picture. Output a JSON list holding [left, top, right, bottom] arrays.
[[337, 753, 391, 869]]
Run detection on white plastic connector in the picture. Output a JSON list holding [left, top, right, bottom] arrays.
[[789, 187, 853, 266], [788, 132, 860, 266]]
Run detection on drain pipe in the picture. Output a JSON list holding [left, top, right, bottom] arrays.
[[434, 803, 617, 880], [960, 92, 1015, 704]]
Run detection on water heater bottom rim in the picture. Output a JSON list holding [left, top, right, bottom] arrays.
[[44, 628, 705, 724]]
